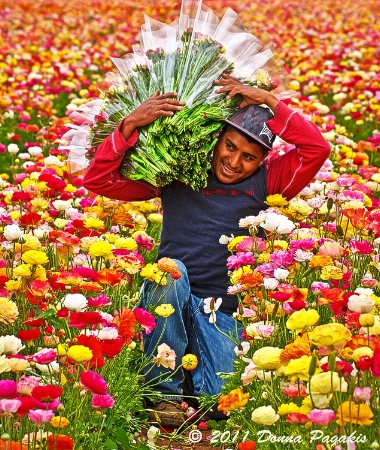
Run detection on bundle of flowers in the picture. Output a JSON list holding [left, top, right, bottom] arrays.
[[60, 0, 282, 190]]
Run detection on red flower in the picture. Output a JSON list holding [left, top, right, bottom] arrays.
[[101, 338, 124, 358], [113, 307, 137, 344], [47, 435, 75, 450], [286, 412, 310, 424], [356, 355, 373, 371], [32, 385, 63, 402], [45, 176, 67, 191], [238, 441, 256, 450], [19, 212, 44, 228], [17, 329, 41, 342], [68, 311, 102, 329], [371, 349, 380, 378], [74, 335, 104, 369], [11, 192, 31, 203], [80, 370, 108, 394], [15, 396, 36, 415]]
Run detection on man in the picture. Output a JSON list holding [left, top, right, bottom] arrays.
[[83, 74, 330, 427]]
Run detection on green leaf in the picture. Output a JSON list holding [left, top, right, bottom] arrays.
[[115, 427, 131, 447], [105, 438, 117, 449]]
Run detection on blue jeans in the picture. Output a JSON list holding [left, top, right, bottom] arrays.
[[140, 260, 240, 401]]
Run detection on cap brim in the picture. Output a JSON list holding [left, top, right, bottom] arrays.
[[224, 119, 273, 151]]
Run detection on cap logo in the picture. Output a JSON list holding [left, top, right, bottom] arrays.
[[259, 123, 273, 143]]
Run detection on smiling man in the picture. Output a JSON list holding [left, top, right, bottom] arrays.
[[83, 75, 330, 428]]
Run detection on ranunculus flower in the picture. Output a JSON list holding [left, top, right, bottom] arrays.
[[286, 309, 320, 331], [0, 398, 22, 413], [308, 323, 352, 347], [0, 297, 19, 324], [21, 250, 49, 265], [251, 405, 279, 425], [133, 307, 156, 335], [28, 409, 55, 426], [153, 343, 176, 370], [32, 348, 57, 365], [32, 385, 63, 402], [3, 224, 23, 241], [336, 401, 374, 426], [218, 387, 249, 411], [80, 371, 108, 395], [47, 435, 75, 450], [154, 304, 175, 317], [353, 386, 371, 402], [66, 345, 93, 362], [0, 336, 23, 355], [61, 293, 88, 311], [91, 394, 114, 409], [308, 408, 336, 425], [17, 376, 41, 396], [182, 354, 198, 370], [0, 380, 18, 398], [252, 347, 282, 370]]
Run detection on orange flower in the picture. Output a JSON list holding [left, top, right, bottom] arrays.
[[113, 307, 137, 344], [56, 272, 83, 287], [309, 255, 333, 268], [78, 281, 103, 292], [47, 434, 75, 450], [238, 272, 264, 288], [342, 208, 369, 230], [218, 387, 249, 411], [112, 209, 134, 228], [317, 287, 344, 305], [28, 280, 51, 297], [0, 441, 27, 450], [345, 334, 380, 351], [280, 334, 311, 364], [336, 401, 374, 426], [96, 269, 124, 286]]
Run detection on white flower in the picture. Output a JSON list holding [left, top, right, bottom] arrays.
[[44, 156, 64, 167], [309, 182, 325, 193], [219, 234, 234, 244], [234, 341, 250, 357], [263, 277, 279, 290], [293, 249, 313, 262], [52, 200, 73, 211], [251, 405, 279, 425], [0, 335, 24, 355], [347, 294, 375, 313], [61, 293, 88, 311], [7, 144, 19, 154], [239, 212, 267, 228], [35, 361, 60, 373], [18, 153, 31, 160], [3, 224, 24, 241], [93, 327, 119, 340], [260, 212, 295, 234], [241, 362, 258, 385], [0, 355, 11, 374], [28, 146, 43, 156], [203, 297, 222, 323], [273, 268, 289, 281]]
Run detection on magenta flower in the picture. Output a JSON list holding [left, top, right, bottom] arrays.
[[0, 380, 18, 398], [31, 348, 57, 365], [87, 294, 112, 307], [353, 387, 371, 402], [349, 239, 374, 255], [226, 252, 255, 270], [91, 394, 115, 409], [133, 307, 156, 334], [270, 250, 295, 267], [28, 409, 55, 425], [80, 370, 108, 395], [237, 236, 266, 252], [308, 409, 336, 426], [0, 399, 22, 413]]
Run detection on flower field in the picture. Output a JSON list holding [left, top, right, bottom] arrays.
[[1, 0, 380, 449]]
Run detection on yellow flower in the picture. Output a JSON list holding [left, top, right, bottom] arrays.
[[285, 355, 321, 382], [308, 323, 352, 348], [155, 304, 175, 317], [103, 233, 119, 244], [182, 354, 198, 370], [336, 401, 374, 426], [299, 397, 313, 415], [351, 347, 374, 361], [140, 263, 166, 285], [252, 347, 283, 370], [218, 387, 249, 411], [4, 280, 22, 291], [15, 235, 41, 252], [277, 402, 300, 416], [32, 266, 47, 282], [21, 250, 49, 265], [256, 252, 270, 264], [265, 194, 288, 207], [0, 298, 19, 324], [57, 344, 68, 356], [83, 217, 105, 230], [114, 237, 137, 251], [0, 355, 11, 374], [8, 358, 30, 372], [286, 309, 320, 331], [50, 416, 70, 428], [54, 218, 68, 229], [320, 265, 343, 280], [309, 371, 347, 394], [13, 264, 32, 278], [30, 197, 49, 211], [88, 241, 114, 260], [288, 198, 313, 216], [67, 345, 93, 362], [148, 213, 163, 224]]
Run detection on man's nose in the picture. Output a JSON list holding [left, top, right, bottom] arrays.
[[229, 154, 241, 168]]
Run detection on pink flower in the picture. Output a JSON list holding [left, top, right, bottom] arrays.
[[0, 399, 22, 413], [91, 394, 115, 409], [153, 343, 176, 370], [87, 294, 112, 308], [349, 239, 374, 255], [308, 409, 336, 426], [282, 382, 307, 398], [31, 348, 57, 365], [133, 308, 156, 335], [353, 387, 371, 402], [289, 238, 315, 251], [237, 236, 266, 252], [80, 371, 108, 395], [0, 380, 18, 398], [270, 250, 295, 267], [28, 409, 55, 425], [227, 252, 255, 270], [135, 233, 154, 251], [17, 376, 40, 396]]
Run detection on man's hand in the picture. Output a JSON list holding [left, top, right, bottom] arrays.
[[120, 92, 185, 139], [214, 74, 279, 111]]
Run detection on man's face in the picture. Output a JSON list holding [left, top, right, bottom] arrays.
[[212, 128, 267, 184]]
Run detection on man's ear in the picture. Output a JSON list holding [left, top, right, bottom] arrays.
[[259, 151, 269, 166]]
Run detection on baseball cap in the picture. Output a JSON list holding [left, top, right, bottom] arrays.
[[225, 105, 276, 151]]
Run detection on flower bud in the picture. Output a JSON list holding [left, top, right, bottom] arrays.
[[359, 313, 375, 327]]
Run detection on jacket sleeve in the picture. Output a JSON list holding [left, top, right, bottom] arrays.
[[82, 123, 160, 202], [266, 102, 331, 200]]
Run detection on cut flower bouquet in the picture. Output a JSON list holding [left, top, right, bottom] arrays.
[[61, 0, 290, 190]]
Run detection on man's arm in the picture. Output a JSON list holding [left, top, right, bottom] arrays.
[[82, 91, 185, 202], [266, 102, 331, 200]]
